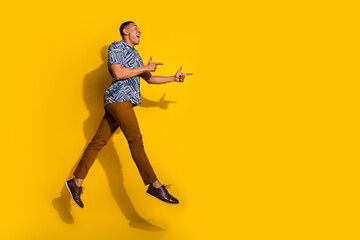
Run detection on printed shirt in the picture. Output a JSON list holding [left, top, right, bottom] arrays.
[[104, 40, 144, 107]]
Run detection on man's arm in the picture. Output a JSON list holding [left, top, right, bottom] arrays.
[[111, 56, 163, 80], [111, 64, 148, 80], [140, 71, 175, 84], [141, 66, 193, 84]]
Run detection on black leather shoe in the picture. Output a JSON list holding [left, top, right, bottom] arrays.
[[146, 184, 179, 204], [65, 178, 84, 208]]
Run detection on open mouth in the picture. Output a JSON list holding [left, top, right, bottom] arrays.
[[136, 34, 140, 39]]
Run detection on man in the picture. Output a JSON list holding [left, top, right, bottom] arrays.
[[65, 21, 193, 208]]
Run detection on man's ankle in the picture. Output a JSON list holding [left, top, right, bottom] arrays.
[[74, 178, 83, 187], [151, 180, 162, 188]]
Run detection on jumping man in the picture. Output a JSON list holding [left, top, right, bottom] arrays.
[[65, 21, 193, 208]]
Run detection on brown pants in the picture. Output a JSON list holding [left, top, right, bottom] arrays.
[[73, 101, 158, 185]]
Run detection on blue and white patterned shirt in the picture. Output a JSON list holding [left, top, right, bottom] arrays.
[[104, 40, 144, 107]]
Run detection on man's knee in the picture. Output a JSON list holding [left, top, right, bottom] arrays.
[[127, 132, 144, 150], [88, 135, 108, 149]]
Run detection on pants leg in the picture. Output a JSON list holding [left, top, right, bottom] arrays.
[[73, 108, 118, 179], [105, 101, 158, 186]]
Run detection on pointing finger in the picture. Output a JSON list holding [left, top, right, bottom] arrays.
[[154, 62, 164, 65], [182, 73, 193, 76]]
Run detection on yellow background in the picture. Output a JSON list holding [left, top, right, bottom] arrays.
[[1, 0, 359, 239]]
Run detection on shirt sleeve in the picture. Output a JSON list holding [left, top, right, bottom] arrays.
[[108, 44, 125, 66], [138, 55, 144, 67]]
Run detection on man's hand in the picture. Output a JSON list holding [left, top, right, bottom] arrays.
[[174, 67, 193, 82], [146, 56, 164, 72]]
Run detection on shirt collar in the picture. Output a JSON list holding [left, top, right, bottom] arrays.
[[120, 39, 137, 52]]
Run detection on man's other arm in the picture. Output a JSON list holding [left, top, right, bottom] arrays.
[[110, 64, 148, 80], [141, 66, 193, 84], [140, 72, 175, 84], [111, 56, 163, 81]]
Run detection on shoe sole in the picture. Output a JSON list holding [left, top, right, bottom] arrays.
[[146, 192, 179, 205], [65, 181, 84, 208]]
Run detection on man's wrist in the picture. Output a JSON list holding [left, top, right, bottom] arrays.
[[141, 65, 149, 73]]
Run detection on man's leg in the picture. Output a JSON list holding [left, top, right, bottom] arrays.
[[66, 109, 118, 208], [105, 101, 179, 204], [73, 108, 119, 180], [105, 101, 157, 185]]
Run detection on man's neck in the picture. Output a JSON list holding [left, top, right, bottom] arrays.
[[123, 38, 135, 48]]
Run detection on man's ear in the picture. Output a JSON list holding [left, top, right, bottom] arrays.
[[123, 28, 129, 36]]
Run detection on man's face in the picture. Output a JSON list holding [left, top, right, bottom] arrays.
[[124, 23, 141, 46]]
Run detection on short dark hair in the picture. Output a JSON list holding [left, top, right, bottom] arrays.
[[119, 21, 135, 38]]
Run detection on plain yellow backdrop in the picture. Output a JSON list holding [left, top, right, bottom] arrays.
[[1, 0, 359, 239]]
